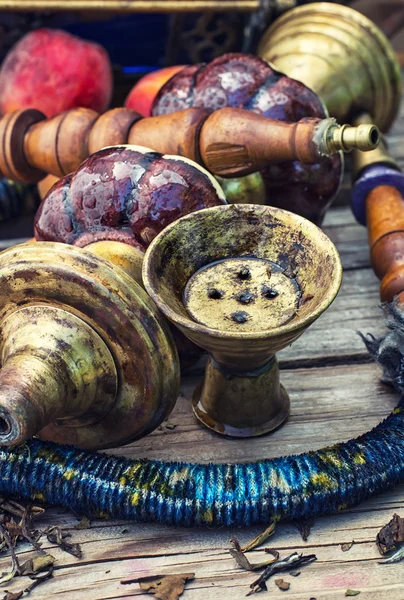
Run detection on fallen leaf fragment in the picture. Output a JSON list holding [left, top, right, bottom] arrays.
[[294, 518, 314, 542], [248, 552, 317, 595], [241, 522, 277, 552], [229, 543, 279, 572], [341, 541, 354, 552], [74, 516, 91, 530], [3, 567, 54, 600], [275, 578, 290, 591], [345, 590, 360, 597], [376, 514, 404, 554], [4, 592, 23, 600], [46, 526, 82, 558], [121, 573, 195, 600], [20, 553, 55, 575]]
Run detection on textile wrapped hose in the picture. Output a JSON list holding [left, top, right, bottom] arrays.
[[0, 305, 402, 527]]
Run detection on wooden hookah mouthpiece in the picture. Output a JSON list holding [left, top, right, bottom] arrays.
[[351, 114, 404, 303], [0, 106, 380, 183]]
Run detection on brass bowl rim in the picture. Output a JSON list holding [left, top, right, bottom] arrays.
[[142, 204, 343, 341]]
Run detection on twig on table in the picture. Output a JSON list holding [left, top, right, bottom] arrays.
[[247, 552, 317, 595]]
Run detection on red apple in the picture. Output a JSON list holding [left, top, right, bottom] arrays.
[[0, 29, 113, 117], [124, 65, 185, 117]]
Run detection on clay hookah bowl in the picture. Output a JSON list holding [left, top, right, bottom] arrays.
[[143, 204, 342, 437]]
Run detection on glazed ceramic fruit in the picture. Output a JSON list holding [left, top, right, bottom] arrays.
[[0, 29, 113, 117], [152, 53, 343, 225], [34, 145, 226, 248], [34, 145, 226, 372]]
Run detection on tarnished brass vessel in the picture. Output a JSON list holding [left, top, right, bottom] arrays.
[[258, 2, 402, 132], [0, 241, 180, 449], [143, 204, 342, 438]]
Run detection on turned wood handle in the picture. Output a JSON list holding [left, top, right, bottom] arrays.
[[199, 108, 322, 177], [367, 184, 404, 303], [0, 107, 379, 183]]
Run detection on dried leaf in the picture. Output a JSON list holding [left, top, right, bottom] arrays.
[[376, 514, 404, 554], [242, 522, 276, 552], [248, 552, 317, 595], [165, 422, 177, 430], [0, 500, 43, 521], [248, 553, 315, 595], [20, 507, 43, 554], [294, 518, 314, 542], [74, 516, 91, 530], [378, 545, 404, 564], [0, 501, 53, 599], [0, 520, 19, 585], [341, 541, 354, 552], [3, 591, 23, 600], [5, 523, 22, 541], [0, 561, 18, 586], [345, 590, 360, 597], [229, 548, 255, 572], [229, 536, 242, 552], [20, 567, 54, 597], [229, 546, 279, 572], [264, 549, 280, 561], [121, 573, 195, 600], [275, 578, 290, 591], [46, 526, 82, 559], [20, 553, 55, 575]]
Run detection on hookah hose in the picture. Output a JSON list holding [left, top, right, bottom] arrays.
[[0, 320, 401, 526], [0, 150, 404, 526]]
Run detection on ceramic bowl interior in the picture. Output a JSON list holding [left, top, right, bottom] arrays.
[[143, 204, 342, 357]]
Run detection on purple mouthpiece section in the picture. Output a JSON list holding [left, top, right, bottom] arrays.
[[352, 165, 404, 226]]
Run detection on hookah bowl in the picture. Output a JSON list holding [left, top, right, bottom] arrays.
[[258, 2, 402, 132], [143, 204, 342, 438]]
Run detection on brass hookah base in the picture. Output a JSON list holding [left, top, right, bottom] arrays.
[[0, 241, 180, 449]]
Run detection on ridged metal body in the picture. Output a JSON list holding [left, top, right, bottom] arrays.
[[258, 2, 402, 132]]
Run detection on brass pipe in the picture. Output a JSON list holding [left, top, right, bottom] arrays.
[[351, 113, 400, 179]]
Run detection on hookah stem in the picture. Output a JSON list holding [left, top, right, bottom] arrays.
[[0, 107, 378, 183]]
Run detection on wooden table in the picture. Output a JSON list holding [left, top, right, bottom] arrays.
[[0, 121, 404, 600]]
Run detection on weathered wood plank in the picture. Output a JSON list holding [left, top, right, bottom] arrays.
[[1, 491, 403, 600], [279, 267, 382, 367], [109, 363, 397, 463]]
